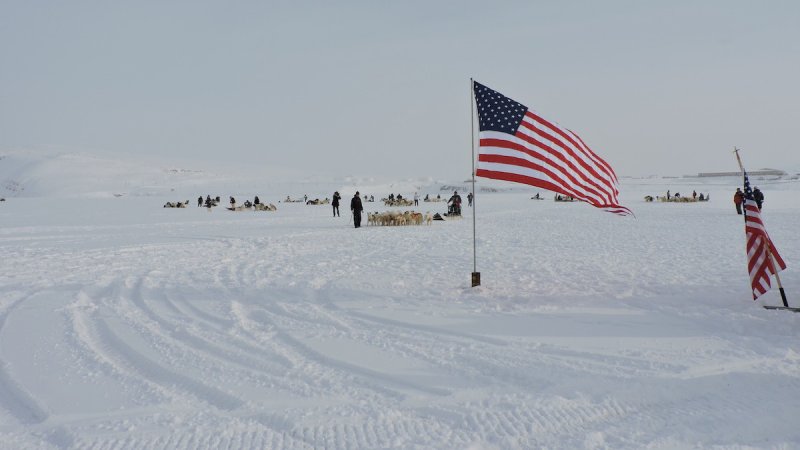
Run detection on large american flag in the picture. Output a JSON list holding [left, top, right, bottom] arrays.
[[473, 81, 631, 216], [742, 171, 786, 300]]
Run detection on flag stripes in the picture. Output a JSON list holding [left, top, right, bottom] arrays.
[[522, 111, 619, 192], [743, 196, 786, 300], [473, 81, 630, 216]]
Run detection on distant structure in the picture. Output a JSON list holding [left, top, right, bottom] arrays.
[[696, 168, 786, 178]]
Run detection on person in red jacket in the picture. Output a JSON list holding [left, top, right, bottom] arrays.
[[733, 188, 744, 215]]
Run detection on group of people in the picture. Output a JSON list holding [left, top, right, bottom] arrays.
[[228, 195, 261, 208], [386, 193, 404, 202], [335, 190, 473, 228], [191, 189, 475, 226], [665, 190, 707, 201], [659, 190, 709, 202], [328, 191, 366, 227], [196, 195, 267, 209], [198, 195, 220, 208], [733, 186, 764, 214]]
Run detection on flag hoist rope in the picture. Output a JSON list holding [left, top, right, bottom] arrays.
[[733, 147, 788, 307]]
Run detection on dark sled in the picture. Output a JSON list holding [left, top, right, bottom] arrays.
[[763, 305, 800, 313]]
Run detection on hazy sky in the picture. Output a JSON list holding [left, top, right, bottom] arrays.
[[2, 1, 799, 179]]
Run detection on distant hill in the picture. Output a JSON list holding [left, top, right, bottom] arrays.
[[0, 149, 519, 200], [695, 168, 787, 178], [0, 150, 225, 198]]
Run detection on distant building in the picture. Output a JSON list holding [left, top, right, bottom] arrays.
[[696, 168, 786, 178]]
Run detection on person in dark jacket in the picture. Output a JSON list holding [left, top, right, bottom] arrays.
[[753, 187, 764, 210], [197, 196, 203, 207], [733, 188, 744, 214], [332, 191, 341, 217], [448, 191, 462, 215], [351, 191, 363, 228]]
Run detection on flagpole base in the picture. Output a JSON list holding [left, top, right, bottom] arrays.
[[763, 305, 800, 312], [471, 272, 481, 287], [779, 287, 788, 307]]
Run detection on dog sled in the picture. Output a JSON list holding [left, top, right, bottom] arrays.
[[554, 195, 576, 202], [227, 202, 276, 212], [383, 198, 414, 207], [367, 210, 432, 226], [763, 305, 800, 312], [442, 203, 462, 218], [653, 195, 710, 203], [164, 200, 189, 208], [254, 203, 277, 211]]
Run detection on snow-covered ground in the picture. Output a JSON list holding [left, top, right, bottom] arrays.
[[1, 151, 799, 449]]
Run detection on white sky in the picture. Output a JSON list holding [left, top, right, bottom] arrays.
[[2, 0, 799, 179]]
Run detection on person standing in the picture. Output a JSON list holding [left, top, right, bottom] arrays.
[[332, 191, 341, 217], [351, 191, 363, 228], [467, 192, 473, 207], [197, 196, 203, 207], [733, 188, 744, 214], [753, 187, 764, 210], [413, 192, 419, 207]]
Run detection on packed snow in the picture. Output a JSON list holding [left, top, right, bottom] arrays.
[[1, 151, 799, 449]]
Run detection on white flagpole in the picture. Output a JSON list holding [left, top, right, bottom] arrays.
[[471, 78, 480, 287]]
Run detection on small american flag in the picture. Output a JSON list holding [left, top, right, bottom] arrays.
[[473, 81, 631, 216], [743, 171, 786, 300]]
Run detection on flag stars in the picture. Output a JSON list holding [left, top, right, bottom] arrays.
[[473, 82, 527, 134]]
